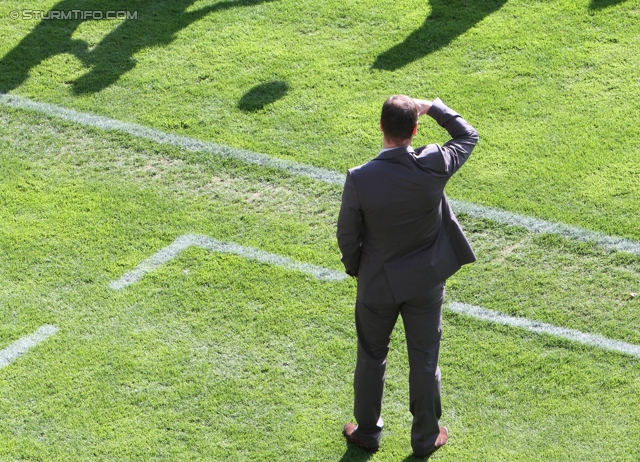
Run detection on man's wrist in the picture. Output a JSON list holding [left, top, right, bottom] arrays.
[[413, 98, 433, 116]]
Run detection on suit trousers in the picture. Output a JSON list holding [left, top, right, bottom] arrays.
[[352, 282, 445, 454]]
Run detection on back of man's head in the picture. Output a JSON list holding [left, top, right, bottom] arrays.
[[380, 95, 418, 145]]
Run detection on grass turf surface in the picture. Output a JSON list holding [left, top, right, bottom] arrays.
[[0, 0, 639, 460], [1, 0, 639, 239], [1, 107, 639, 460]]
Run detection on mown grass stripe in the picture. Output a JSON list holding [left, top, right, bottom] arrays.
[[0, 325, 59, 368], [109, 234, 347, 290], [2, 92, 640, 256], [448, 302, 640, 358]]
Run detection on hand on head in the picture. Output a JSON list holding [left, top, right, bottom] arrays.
[[412, 99, 433, 116]]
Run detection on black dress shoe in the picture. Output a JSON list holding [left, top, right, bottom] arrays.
[[343, 422, 379, 452]]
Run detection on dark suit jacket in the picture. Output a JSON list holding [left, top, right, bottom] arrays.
[[337, 98, 479, 304]]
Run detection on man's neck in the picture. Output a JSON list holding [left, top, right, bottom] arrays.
[[382, 138, 412, 149]]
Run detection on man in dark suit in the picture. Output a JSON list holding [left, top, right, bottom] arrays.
[[337, 95, 478, 458]]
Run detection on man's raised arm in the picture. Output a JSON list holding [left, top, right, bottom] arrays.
[[416, 98, 479, 176]]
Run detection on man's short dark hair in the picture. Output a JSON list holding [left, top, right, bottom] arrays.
[[380, 95, 418, 143]]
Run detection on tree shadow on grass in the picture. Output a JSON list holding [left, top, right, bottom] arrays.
[[0, 0, 274, 95], [589, 0, 629, 9], [238, 80, 289, 112], [372, 0, 507, 71]]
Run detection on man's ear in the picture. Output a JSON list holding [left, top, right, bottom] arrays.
[[380, 120, 384, 132], [412, 123, 418, 136]]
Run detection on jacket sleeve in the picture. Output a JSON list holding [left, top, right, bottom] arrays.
[[419, 98, 479, 176], [336, 171, 363, 277]]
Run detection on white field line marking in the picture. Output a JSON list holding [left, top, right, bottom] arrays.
[[110, 235, 640, 358], [0, 93, 343, 185], [0, 325, 59, 368], [448, 199, 640, 256], [109, 234, 346, 290], [2, 93, 640, 255], [448, 302, 640, 358]]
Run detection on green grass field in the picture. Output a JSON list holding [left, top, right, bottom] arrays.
[[1, 0, 639, 460]]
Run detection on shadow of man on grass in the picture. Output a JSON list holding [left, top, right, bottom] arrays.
[[372, 0, 507, 71], [338, 444, 374, 462], [0, 0, 273, 95]]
